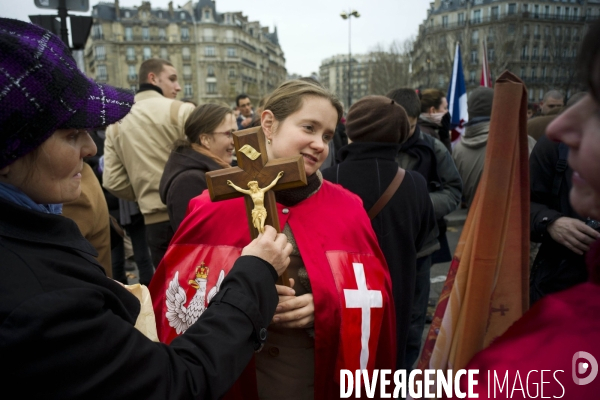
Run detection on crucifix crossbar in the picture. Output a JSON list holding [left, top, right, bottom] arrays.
[[205, 126, 307, 285]]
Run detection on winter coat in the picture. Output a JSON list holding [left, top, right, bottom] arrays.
[[0, 198, 278, 400], [62, 162, 112, 276], [454, 121, 537, 208], [322, 142, 437, 369], [103, 87, 195, 225], [159, 146, 225, 232]]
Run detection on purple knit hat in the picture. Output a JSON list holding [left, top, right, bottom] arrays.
[[0, 18, 134, 169]]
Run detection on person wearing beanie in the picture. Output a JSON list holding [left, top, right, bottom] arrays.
[[453, 87, 536, 208], [322, 95, 437, 370], [0, 18, 294, 399]]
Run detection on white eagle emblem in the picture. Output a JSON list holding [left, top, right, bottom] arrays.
[[165, 263, 225, 334]]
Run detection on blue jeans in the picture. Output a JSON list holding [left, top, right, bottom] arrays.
[[404, 254, 432, 371], [111, 213, 154, 286]]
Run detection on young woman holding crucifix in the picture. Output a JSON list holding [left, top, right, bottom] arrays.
[[150, 80, 397, 399]]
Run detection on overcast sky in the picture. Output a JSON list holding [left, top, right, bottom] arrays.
[[1, 0, 432, 76]]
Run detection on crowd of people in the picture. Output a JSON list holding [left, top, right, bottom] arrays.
[[1, 15, 599, 399]]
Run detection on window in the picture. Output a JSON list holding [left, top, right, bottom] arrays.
[[158, 11, 163, 18], [128, 65, 136, 80], [473, 9, 481, 23], [181, 27, 190, 41], [158, 28, 166, 40], [183, 65, 192, 80], [523, 4, 529, 13], [533, 46, 539, 57], [180, 12, 186, 20], [182, 46, 191, 60], [542, 66, 547, 78], [556, 6, 562, 18], [471, 50, 478, 64], [574, 27, 579, 40], [442, 16, 448, 27], [95, 45, 105, 60], [184, 84, 193, 97], [488, 47, 495, 61], [126, 46, 135, 61], [471, 29, 479, 43], [229, 68, 235, 77], [227, 47, 236, 57], [205, 46, 215, 56], [458, 13, 465, 24], [534, 24, 540, 35], [469, 70, 476, 83], [97, 65, 107, 80], [204, 10, 210, 20], [124, 11, 131, 18], [534, 4, 540, 17], [522, 45, 529, 58], [143, 47, 151, 60], [508, 3, 517, 15], [544, 5, 550, 18], [207, 82, 216, 94], [125, 27, 133, 41], [92, 24, 103, 39], [523, 24, 529, 35], [207, 65, 215, 76], [520, 67, 525, 78], [573, 7, 579, 18], [530, 68, 536, 80], [160, 47, 168, 60], [529, 89, 534, 102], [491, 6, 499, 20], [142, 27, 149, 40], [572, 48, 577, 58], [508, 24, 516, 34], [539, 89, 544, 101]]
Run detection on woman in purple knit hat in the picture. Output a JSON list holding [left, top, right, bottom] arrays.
[[0, 18, 292, 400]]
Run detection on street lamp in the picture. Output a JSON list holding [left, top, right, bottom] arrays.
[[340, 9, 360, 109]]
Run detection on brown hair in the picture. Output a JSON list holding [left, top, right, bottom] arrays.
[[262, 80, 344, 131], [138, 58, 173, 85], [386, 88, 421, 118], [419, 88, 446, 113], [173, 103, 233, 149]]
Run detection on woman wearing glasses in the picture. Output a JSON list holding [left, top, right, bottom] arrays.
[[160, 103, 236, 231]]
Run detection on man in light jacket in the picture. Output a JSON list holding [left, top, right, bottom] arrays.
[[103, 59, 195, 269]]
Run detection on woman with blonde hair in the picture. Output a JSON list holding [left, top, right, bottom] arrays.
[[160, 103, 237, 231], [150, 80, 396, 399]]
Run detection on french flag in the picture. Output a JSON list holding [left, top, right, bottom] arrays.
[[447, 43, 468, 145]]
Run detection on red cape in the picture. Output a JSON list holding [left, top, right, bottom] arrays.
[[456, 240, 600, 399], [149, 181, 396, 399]]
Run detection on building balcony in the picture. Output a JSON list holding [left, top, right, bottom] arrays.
[[533, 34, 541, 40], [95, 55, 106, 61], [96, 74, 108, 82], [181, 36, 190, 42], [182, 55, 191, 61], [521, 55, 530, 61], [92, 33, 104, 40], [242, 58, 257, 67], [202, 36, 217, 42], [127, 74, 138, 81], [126, 55, 136, 62], [183, 74, 192, 80]]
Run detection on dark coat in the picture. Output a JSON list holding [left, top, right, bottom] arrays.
[[0, 198, 278, 400], [529, 134, 587, 300], [160, 146, 224, 232], [322, 142, 437, 369]]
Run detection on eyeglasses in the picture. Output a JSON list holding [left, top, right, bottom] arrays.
[[212, 130, 235, 138]]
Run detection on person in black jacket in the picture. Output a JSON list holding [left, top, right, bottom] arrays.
[[0, 18, 293, 400], [322, 96, 437, 369], [529, 133, 600, 303], [160, 103, 236, 232]]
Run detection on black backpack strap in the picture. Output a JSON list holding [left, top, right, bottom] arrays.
[[551, 142, 569, 198]]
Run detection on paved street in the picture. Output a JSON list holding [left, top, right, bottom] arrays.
[[422, 208, 467, 349]]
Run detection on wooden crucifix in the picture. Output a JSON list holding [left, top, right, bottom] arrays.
[[205, 126, 307, 286]]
